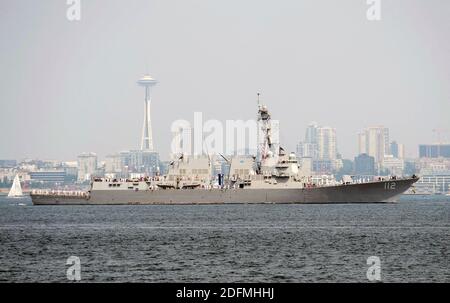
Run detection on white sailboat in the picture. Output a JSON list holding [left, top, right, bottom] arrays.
[[7, 175, 23, 198]]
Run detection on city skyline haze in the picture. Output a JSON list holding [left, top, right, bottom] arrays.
[[1, 0, 450, 161]]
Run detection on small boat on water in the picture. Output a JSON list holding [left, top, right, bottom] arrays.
[[7, 175, 23, 198]]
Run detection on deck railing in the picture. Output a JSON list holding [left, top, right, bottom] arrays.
[[31, 190, 89, 198]]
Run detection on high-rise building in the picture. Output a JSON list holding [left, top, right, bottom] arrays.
[[398, 144, 405, 159], [296, 122, 319, 159], [305, 122, 318, 144], [390, 141, 405, 159], [358, 132, 367, 154], [317, 127, 337, 160], [137, 74, 157, 151], [391, 141, 399, 158], [296, 142, 317, 159], [77, 152, 97, 182], [105, 154, 123, 175], [312, 159, 334, 174], [297, 122, 337, 161], [354, 153, 375, 176], [62, 161, 78, 181], [358, 126, 389, 165], [419, 144, 450, 158], [121, 150, 160, 176], [297, 123, 338, 174]]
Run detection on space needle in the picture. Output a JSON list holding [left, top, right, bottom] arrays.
[[137, 74, 157, 151]]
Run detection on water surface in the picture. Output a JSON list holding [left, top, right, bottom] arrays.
[[0, 195, 449, 282]]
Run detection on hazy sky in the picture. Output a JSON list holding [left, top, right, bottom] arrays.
[[1, 0, 449, 161]]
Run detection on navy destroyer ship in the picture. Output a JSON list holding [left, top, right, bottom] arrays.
[[31, 103, 418, 205]]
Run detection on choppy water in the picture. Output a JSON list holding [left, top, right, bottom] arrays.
[[0, 195, 449, 282]]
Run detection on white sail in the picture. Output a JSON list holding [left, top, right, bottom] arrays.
[[8, 175, 23, 197]]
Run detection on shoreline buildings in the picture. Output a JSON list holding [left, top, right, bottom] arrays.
[[91, 75, 161, 180], [0, 78, 445, 194], [77, 152, 98, 182], [415, 144, 450, 194], [358, 126, 390, 166], [76, 74, 161, 181], [357, 126, 405, 176], [296, 122, 340, 175]]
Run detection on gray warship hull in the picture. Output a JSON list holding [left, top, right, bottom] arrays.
[[31, 177, 418, 205]]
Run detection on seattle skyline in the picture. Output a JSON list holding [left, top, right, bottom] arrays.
[[1, 0, 449, 161]]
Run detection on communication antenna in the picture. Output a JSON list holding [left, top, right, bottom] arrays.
[[256, 92, 261, 166], [203, 141, 212, 167]]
